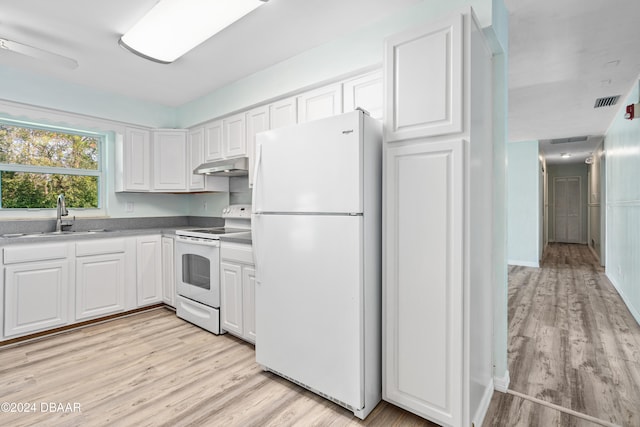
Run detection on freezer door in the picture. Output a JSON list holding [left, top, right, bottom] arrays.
[[254, 214, 364, 409], [254, 110, 363, 214]]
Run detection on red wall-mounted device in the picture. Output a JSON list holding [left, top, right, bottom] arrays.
[[625, 103, 640, 120]]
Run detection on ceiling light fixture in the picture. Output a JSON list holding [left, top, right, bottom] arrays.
[[119, 0, 269, 64], [560, 153, 572, 158]]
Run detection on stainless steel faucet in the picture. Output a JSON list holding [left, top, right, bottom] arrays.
[[56, 194, 72, 232]]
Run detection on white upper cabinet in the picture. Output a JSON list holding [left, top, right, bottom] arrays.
[[204, 120, 224, 162], [223, 112, 247, 158], [269, 96, 297, 129], [342, 70, 383, 120], [297, 83, 342, 123], [187, 127, 205, 191], [384, 13, 463, 142], [153, 130, 187, 191], [246, 105, 270, 188], [122, 127, 151, 191]]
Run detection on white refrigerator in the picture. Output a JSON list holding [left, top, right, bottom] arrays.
[[252, 109, 382, 419]]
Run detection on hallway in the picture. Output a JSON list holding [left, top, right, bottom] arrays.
[[485, 243, 640, 426]]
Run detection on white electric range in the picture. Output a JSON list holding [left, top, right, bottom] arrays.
[[174, 204, 251, 334]]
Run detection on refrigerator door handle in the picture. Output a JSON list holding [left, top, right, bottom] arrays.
[[251, 142, 262, 274]]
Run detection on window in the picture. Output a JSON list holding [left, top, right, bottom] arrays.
[[0, 121, 102, 209]]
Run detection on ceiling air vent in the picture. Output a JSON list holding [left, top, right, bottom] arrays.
[[594, 95, 620, 108], [550, 136, 588, 144]]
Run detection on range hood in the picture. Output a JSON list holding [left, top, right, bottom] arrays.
[[193, 157, 248, 177]]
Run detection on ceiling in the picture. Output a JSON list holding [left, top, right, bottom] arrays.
[[504, 0, 640, 164], [1, 0, 639, 165]]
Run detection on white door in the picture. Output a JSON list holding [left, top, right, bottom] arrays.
[[188, 128, 205, 191], [124, 127, 151, 191], [243, 266, 256, 343], [254, 214, 363, 409], [343, 71, 383, 120], [297, 83, 342, 123], [220, 261, 243, 336], [223, 113, 246, 158], [162, 237, 176, 307], [204, 120, 224, 161], [4, 260, 69, 337], [254, 110, 362, 214], [554, 176, 582, 243], [384, 139, 464, 426], [247, 106, 270, 188], [76, 253, 126, 320], [269, 97, 297, 129], [153, 130, 187, 191], [137, 235, 162, 306], [384, 12, 463, 141]]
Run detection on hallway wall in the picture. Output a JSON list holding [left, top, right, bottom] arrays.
[[604, 78, 640, 324], [507, 140, 541, 266]]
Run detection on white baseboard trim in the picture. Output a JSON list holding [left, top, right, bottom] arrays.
[[473, 379, 495, 427], [493, 370, 510, 393], [606, 273, 640, 326], [507, 260, 539, 268]]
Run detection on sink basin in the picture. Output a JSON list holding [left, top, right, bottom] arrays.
[[1, 230, 111, 239]]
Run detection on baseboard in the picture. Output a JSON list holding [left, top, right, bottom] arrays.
[[606, 273, 640, 326], [507, 259, 539, 268], [493, 370, 510, 393], [473, 379, 494, 427]]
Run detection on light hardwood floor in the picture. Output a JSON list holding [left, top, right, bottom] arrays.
[[0, 308, 435, 427], [484, 243, 640, 427]]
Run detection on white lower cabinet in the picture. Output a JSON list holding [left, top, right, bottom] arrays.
[[161, 236, 175, 307], [220, 242, 255, 343], [136, 235, 163, 306], [4, 259, 70, 337], [75, 238, 128, 320]]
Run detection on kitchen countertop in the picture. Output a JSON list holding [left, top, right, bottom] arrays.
[[0, 227, 192, 246]]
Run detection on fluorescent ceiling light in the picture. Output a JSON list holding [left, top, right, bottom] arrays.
[[120, 0, 268, 64]]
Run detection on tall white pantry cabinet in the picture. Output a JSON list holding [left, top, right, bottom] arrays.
[[382, 7, 495, 427]]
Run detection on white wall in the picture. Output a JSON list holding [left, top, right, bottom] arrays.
[[507, 140, 541, 267], [604, 78, 640, 324]]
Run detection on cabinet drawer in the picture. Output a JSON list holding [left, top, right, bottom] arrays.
[[220, 243, 254, 264], [76, 238, 126, 256], [3, 243, 68, 264]]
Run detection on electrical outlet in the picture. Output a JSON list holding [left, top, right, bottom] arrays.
[[203, 201, 208, 211], [126, 201, 134, 213]]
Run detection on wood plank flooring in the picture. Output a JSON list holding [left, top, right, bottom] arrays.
[[0, 308, 435, 427], [484, 243, 640, 427]]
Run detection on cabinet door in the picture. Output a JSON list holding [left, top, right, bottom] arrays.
[[137, 235, 163, 306], [343, 70, 383, 120], [384, 139, 464, 426], [297, 83, 342, 123], [243, 266, 256, 344], [223, 113, 247, 158], [188, 128, 205, 191], [124, 127, 151, 191], [384, 12, 463, 141], [246, 106, 270, 188], [153, 130, 187, 191], [204, 120, 224, 161], [161, 237, 175, 307], [220, 261, 243, 336], [269, 97, 297, 129], [76, 254, 126, 320], [4, 260, 69, 337]]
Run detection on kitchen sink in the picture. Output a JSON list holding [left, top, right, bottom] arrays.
[[1, 229, 111, 239]]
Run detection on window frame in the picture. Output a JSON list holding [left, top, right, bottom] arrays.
[[0, 120, 105, 211]]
